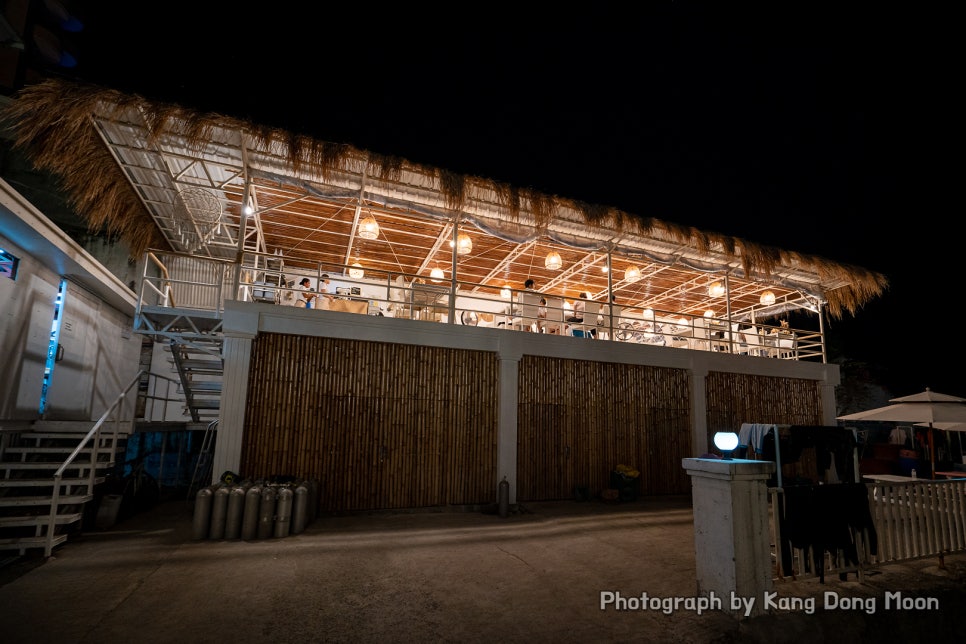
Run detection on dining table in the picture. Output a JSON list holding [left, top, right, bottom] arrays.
[[327, 298, 369, 314], [934, 471, 966, 479], [862, 474, 919, 483]]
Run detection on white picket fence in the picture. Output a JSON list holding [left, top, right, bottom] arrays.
[[769, 478, 966, 581], [865, 478, 966, 563]]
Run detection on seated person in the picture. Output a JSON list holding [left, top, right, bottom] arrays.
[[566, 292, 587, 323]]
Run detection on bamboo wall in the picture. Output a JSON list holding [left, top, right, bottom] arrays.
[[240, 336, 829, 512], [705, 371, 825, 483], [241, 333, 499, 511], [517, 356, 693, 499]]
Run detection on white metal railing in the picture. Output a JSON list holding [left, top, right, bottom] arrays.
[[45, 370, 144, 557], [138, 371, 184, 422], [137, 249, 826, 362]]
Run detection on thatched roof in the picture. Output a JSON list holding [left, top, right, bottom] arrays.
[[0, 78, 886, 319]]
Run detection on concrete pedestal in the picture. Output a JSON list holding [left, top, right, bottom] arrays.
[[682, 457, 775, 618]]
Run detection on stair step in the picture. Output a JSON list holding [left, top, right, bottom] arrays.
[[190, 401, 221, 409], [14, 432, 121, 441], [0, 534, 69, 551], [0, 461, 113, 470], [0, 477, 103, 488], [0, 420, 36, 431], [23, 421, 97, 433], [0, 494, 92, 507], [184, 381, 222, 392], [0, 512, 83, 527], [4, 446, 110, 455], [177, 359, 223, 370]]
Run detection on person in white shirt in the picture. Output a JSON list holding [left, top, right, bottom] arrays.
[[316, 274, 333, 309], [299, 278, 316, 308], [567, 292, 587, 323]]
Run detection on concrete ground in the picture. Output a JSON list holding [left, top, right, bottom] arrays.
[[1, 495, 965, 643]]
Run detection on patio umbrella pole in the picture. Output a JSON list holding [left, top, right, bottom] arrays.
[[929, 423, 936, 479]]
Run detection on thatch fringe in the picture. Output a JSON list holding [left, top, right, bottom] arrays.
[[493, 184, 522, 219], [0, 78, 888, 318], [367, 153, 404, 182], [528, 191, 555, 229], [437, 170, 465, 211]]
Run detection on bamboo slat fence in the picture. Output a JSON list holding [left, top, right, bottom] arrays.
[[239, 335, 831, 512], [242, 333, 499, 511]]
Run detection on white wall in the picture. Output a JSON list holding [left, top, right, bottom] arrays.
[[1, 180, 142, 423], [0, 234, 58, 419]]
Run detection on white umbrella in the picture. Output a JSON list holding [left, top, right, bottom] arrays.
[[914, 422, 966, 432], [837, 402, 966, 423], [837, 388, 966, 478], [891, 390, 966, 403]]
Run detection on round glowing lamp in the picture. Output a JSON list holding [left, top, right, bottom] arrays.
[[713, 431, 740, 460]]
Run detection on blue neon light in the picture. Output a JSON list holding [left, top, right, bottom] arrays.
[[40, 280, 67, 414]]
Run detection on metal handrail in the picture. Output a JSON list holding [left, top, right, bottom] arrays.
[[44, 369, 144, 557], [146, 251, 175, 307], [138, 371, 181, 422], [140, 249, 828, 363], [187, 418, 219, 502]]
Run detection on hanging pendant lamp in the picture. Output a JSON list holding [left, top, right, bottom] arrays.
[[358, 214, 380, 240], [450, 233, 473, 255], [545, 251, 562, 270]]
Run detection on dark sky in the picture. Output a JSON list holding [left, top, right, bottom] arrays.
[[50, 2, 959, 397]]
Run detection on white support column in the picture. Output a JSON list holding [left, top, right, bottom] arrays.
[[690, 365, 709, 456], [820, 380, 839, 426], [213, 306, 259, 483], [497, 339, 522, 505], [682, 457, 775, 618]]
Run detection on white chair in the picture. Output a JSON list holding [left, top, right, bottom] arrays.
[[741, 326, 767, 357], [543, 296, 565, 334], [688, 318, 710, 351], [598, 303, 622, 340], [389, 275, 410, 319], [777, 333, 798, 359], [572, 300, 601, 337], [727, 323, 744, 354], [510, 291, 541, 331]]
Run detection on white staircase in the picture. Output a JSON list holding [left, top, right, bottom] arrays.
[[0, 422, 124, 556], [168, 339, 223, 423]]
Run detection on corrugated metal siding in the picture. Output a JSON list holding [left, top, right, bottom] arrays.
[[517, 357, 693, 500], [166, 255, 229, 310], [241, 333, 499, 511]]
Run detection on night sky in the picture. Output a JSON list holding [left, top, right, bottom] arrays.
[[46, 2, 959, 398]]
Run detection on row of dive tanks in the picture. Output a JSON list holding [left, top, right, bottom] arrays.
[[192, 479, 319, 541]]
